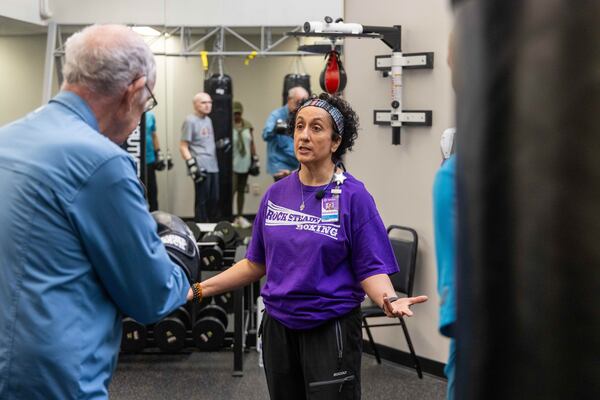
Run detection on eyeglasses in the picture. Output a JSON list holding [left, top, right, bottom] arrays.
[[144, 82, 158, 112]]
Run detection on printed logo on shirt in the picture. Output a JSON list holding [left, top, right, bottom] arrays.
[[200, 127, 209, 137], [265, 201, 340, 240]]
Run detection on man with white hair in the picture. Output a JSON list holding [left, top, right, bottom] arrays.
[[262, 86, 309, 181], [0, 24, 194, 399]]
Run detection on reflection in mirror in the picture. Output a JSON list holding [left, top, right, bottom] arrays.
[[137, 26, 169, 214], [161, 27, 325, 224]]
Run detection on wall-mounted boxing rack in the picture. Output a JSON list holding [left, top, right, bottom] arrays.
[[289, 18, 434, 145]]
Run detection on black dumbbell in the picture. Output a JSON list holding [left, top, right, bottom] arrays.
[[185, 220, 202, 242], [214, 221, 239, 247], [153, 307, 191, 352], [192, 305, 228, 351], [214, 291, 234, 314], [199, 232, 226, 270], [121, 317, 147, 353]]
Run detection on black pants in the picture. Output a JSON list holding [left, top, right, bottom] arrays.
[[146, 162, 158, 212], [232, 172, 249, 217], [194, 172, 219, 223], [261, 308, 363, 400]]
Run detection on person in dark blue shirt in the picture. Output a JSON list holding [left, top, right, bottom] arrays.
[[0, 24, 193, 399]]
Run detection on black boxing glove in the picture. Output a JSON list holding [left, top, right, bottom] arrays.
[[155, 149, 167, 171], [166, 152, 174, 170], [275, 119, 288, 135], [186, 158, 206, 183], [248, 155, 260, 176], [152, 211, 199, 284]]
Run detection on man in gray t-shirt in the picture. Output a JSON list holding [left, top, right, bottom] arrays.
[[179, 92, 219, 222]]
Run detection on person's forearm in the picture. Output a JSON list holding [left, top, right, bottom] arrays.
[[180, 141, 192, 160], [201, 258, 265, 297], [360, 274, 397, 308]]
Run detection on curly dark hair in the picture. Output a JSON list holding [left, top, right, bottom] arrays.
[[288, 93, 359, 163]]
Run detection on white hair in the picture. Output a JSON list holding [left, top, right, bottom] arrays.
[[62, 24, 156, 96], [288, 86, 309, 98]]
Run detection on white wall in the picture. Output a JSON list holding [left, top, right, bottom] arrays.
[[0, 35, 47, 126], [344, 0, 454, 363], [0, 0, 46, 25], [50, 0, 342, 27]]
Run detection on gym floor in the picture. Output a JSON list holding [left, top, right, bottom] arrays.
[[110, 351, 447, 399]]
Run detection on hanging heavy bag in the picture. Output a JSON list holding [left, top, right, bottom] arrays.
[[319, 50, 347, 94], [204, 74, 234, 220], [282, 73, 311, 105]]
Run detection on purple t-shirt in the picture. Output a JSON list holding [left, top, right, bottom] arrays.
[[246, 171, 399, 329]]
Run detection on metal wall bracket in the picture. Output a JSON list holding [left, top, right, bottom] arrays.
[[373, 110, 432, 145], [374, 52, 434, 71], [373, 110, 432, 126]]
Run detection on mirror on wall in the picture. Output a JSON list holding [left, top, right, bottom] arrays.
[[0, 10, 328, 225], [160, 25, 326, 224]]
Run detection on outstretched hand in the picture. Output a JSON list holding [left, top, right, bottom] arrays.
[[382, 293, 428, 318]]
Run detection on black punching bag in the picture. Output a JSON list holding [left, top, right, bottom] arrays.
[[204, 74, 233, 221], [282, 74, 311, 105], [453, 0, 600, 399]]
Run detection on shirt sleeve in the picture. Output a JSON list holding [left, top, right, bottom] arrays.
[[181, 117, 193, 142], [262, 110, 278, 142], [350, 191, 399, 282], [147, 112, 156, 134], [245, 192, 268, 265], [67, 155, 190, 324], [433, 156, 457, 336]]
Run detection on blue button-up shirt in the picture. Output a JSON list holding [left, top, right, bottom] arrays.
[[0, 92, 190, 399], [262, 105, 299, 175]]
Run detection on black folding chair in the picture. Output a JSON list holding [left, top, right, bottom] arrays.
[[361, 225, 423, 379]]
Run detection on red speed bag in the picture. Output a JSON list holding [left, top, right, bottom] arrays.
[[319, 50, 347, 94]]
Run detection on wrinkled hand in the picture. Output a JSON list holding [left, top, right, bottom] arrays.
[[382, 293, 428, 318]]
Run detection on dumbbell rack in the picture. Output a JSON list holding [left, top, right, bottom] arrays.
[[121, 239, 258, 377]]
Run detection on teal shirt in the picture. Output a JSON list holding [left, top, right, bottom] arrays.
[[0, 92, 190, 399], [433, 155, 457, 337], [145, 111, 156, 164]]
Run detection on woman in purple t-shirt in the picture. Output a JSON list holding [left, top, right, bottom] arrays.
[[195, 93, 428, 399]]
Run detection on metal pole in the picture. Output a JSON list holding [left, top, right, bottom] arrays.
[[42, 21, 57, 104]]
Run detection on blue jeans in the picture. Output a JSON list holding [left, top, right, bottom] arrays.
[[445, 339, 456, 400]]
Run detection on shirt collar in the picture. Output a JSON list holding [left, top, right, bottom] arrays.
[[49, 91, 100, 132]]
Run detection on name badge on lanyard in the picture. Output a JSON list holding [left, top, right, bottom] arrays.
[[321, 196, 339, 222]]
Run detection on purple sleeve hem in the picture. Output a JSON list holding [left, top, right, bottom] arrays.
[[245, 251, 265, 266], [357, 267, 399, 283]]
